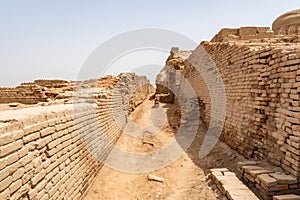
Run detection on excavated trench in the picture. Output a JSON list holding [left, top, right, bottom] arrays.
[[0, 57, 258, 200], [83, 80, 245, 200]]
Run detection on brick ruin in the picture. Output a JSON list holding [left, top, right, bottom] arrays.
[[0, 80, 72, 105], [1, 9, 300, 200], [155, 9, 300, 199], [0, 73, 153, 199]]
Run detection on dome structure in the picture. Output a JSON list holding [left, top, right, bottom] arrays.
[[272, 9, 300, 35]]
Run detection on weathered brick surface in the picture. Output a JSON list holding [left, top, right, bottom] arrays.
[[0, 74, 152, 199], [182, 41, 300, 179], [156, 36, 300, 198], [0, 80, 71, 104], [238, 161, 300, 199], [209, 168, 259, 200]]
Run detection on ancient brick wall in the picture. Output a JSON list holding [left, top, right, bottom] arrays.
[[33, 80, 71, 89], [0, 84, 48, 104], [185, 41, 300, 179], [0, 80, 72, 105], [0, 74, 152, 200], [211, 27, 274, 42]]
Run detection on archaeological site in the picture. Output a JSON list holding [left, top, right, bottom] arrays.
[[2, 9, 300, 200]]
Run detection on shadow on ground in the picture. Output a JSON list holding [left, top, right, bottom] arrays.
[[162, 101, 245, 175]]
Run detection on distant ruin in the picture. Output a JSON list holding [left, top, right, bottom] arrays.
[[273, 9, 300, 35]]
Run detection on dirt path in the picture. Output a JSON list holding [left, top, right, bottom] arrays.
[[83, 97, 240, 200]]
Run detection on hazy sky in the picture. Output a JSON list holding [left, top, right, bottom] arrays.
[[1, 1, 300, 86]]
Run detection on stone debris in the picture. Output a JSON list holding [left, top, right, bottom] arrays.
[[209, 168, 259, 200], [147, 174, 165, 183], [8, 102, 19, 107]]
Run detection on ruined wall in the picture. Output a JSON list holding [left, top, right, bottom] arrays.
[[0, 73, 152, 200], [0, 80, 72, 105], [211, 27, 274, 42], [155, 48, 192, 103], [185, 41, 300, 178], [117, 73, 154, 113], [32, 80, 71, 89], [0, 84, 48, 104]]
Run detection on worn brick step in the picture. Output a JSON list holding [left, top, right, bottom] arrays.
[[273, 194, 300, 200], [209, 168, 259, 200]]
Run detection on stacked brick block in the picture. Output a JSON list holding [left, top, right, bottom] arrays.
[[237, 161, 300, 199], [209, 168, 259, 200]]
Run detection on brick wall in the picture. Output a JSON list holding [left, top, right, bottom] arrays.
[[0, 84, 48, 104], [0, 80, 72, 105], [0, 73, 152, 200], [184, 41, 300, 179], [211, 27, 274, 42], [33, 80, 70, 89]]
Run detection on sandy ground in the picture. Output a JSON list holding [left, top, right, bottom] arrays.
[[83, 97, 245, 200]]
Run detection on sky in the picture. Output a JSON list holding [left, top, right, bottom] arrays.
[[1, 0, 300, 86]]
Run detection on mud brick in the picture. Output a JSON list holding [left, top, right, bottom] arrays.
[[256, 184, 273, 200], [40, 127, 55, 137], [242, 165, 264, 173], [0, 188, 10, 200], [28, 188, 38, 200], [36, 189, 46, 200], [257, 174, 278, 187], [0, 176, 13, 192], [6, 151, 19, 166], [270, 173, 297, 184], [35, 180, 47, 193], [249, 169, 274, 179], [267, 184, 289, 192], [12, 167, 25, 181], [226, 189, 259, 200], [46, 138, 62, 150], [237, 161, 258, 169], [210, 168, 230, 173], [23, 131, 40, 143], [0, 130, 24, 146], [9, 179, 22, 194], [31, 170, 46, 187], [245, 173, 256, 182], [0, 140, 23, 158], [273, 194, 300, 200], [289, 183, 299, 189], [23, 123, 44, 136]]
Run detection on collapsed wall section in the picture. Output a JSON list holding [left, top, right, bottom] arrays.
[[185, 41, 300, 179], [0, 80, 73, 105], [155, 47, 192, 103], [0, 85, 49, 104], [0, 73, 152, 200]]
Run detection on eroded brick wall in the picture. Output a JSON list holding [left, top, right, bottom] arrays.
[[0, 84, 48, 104], [0, 73, 152, 200], [185, 41, 300, 178], [0, 80, 72, 105]]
